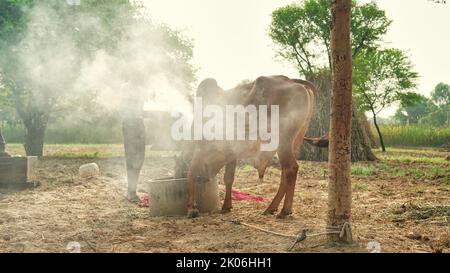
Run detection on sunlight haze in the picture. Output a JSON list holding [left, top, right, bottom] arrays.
[[143, 0, 450, 117]]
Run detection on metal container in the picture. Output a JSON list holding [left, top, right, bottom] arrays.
[[147, 177, 219, 216], [0, 156, 38, 187]]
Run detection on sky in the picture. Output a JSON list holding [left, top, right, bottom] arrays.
[[142, 0, 450, 117]]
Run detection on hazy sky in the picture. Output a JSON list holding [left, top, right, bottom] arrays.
[[143, 0, 450, 117]]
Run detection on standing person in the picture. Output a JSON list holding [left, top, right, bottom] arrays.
[[121, 81, 146, 202]]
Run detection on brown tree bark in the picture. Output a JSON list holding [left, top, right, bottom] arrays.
[[371, 112, 386, 152], [23, 114, 48, 157], [0, 127, 11, 157], [327, 0, 353, 243]]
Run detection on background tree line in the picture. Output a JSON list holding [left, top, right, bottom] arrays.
[[0, 0, 448, 156], [269, 0, 448, 153]]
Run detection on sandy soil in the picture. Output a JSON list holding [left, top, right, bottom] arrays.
[[0, 148, 449, 253]]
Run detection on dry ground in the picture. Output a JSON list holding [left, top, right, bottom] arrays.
[[0, 144, 449, 253]]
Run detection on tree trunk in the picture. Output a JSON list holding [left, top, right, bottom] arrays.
[[327, 0, 353, 243], [299, 71, 376, 162], [0, 127, 11, 157], [23, 115, 48, 157], [372, 114, 386, 152]]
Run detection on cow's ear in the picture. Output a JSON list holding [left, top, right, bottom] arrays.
[[196, 78, 221, 101]]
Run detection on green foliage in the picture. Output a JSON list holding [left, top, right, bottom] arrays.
[[419, 108, 448, 126], [431, 82, 450, 106], [353, 47, 418, 152], [351, 165, 374, 176], [352, 182, 369, 191], [0, 0, 34, 46], [376, 125, 450, 147], [394, 94, 436, 124], [394, 83, 450, 126], [3, 121, 122, 144], [269, 0, 391, 77], [354, 48, 418, 115]]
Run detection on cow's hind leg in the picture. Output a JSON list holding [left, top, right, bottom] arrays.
[[221, 160, 237, 213], [263, 169, 287, 215], [277, 146, 299, 219]]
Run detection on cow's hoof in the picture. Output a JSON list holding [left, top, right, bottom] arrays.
[[187, 208, 200, 218], [276, 211, 292, 219], [263, 208, 277, 215], [220, 207, 232, 214], [127, 192, 139, 203]]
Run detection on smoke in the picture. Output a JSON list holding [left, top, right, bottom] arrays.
[[8, 0, 195, 126], [13, 3, 79, 110]]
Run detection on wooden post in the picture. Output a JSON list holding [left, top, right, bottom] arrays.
[[327, 0, 353, 243]]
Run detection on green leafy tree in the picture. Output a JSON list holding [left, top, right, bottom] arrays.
[[431, 82, 450, 106], [0, 0, 195, 156], [269, 0, 391, 161], [427, 82, 450, 126], [353, 48, 418, 151], [420, 109, 448, 126], [394, 94, 436, 125], [270, 0, 391, 78]]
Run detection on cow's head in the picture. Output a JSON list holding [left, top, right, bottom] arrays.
[[196, 78, 223, 104]]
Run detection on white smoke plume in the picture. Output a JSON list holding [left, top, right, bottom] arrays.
[[8, 0, 195, 125]]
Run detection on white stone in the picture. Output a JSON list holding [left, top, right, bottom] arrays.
[[367, 240, 381, 253], [79, 163, 99, 179], [66, 241, 81, 253]]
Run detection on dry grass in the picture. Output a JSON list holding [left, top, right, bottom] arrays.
[[0, 145, 448, 253]]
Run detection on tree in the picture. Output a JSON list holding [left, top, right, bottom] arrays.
[[0, 0, 195, 156], [430, 82, 450, 126], [270, 0, 390, 161], [420, 109, 448, 126], [394, 94, 435, 124], [431, 82, 450, 106], [328, 0, 353, 243], [353, 48, 418, 151], [0, 0, 126, 155]]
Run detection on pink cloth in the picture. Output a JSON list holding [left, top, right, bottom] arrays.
[[231, 189, 268, 203], [139, 195, 149, 207]]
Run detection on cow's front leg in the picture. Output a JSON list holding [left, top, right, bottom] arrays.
[[186, 164, 200, 218], [221, 160, 236, 213], [122, 117, 145, 202]]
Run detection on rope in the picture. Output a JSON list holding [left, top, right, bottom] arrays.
[[231, 219, 297, 238], [232, 219, 351, 252]]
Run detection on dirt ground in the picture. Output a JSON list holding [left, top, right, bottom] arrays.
[[0, 145, 449, 253]]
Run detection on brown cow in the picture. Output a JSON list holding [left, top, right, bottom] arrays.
[[186, 75, 316, 219]]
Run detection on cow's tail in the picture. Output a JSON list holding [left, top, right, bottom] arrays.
[[304, 133, 330, 148], [291, 79, 330, 150]]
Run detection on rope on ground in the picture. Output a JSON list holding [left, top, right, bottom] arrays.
[[231, 219, 351, 251]]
